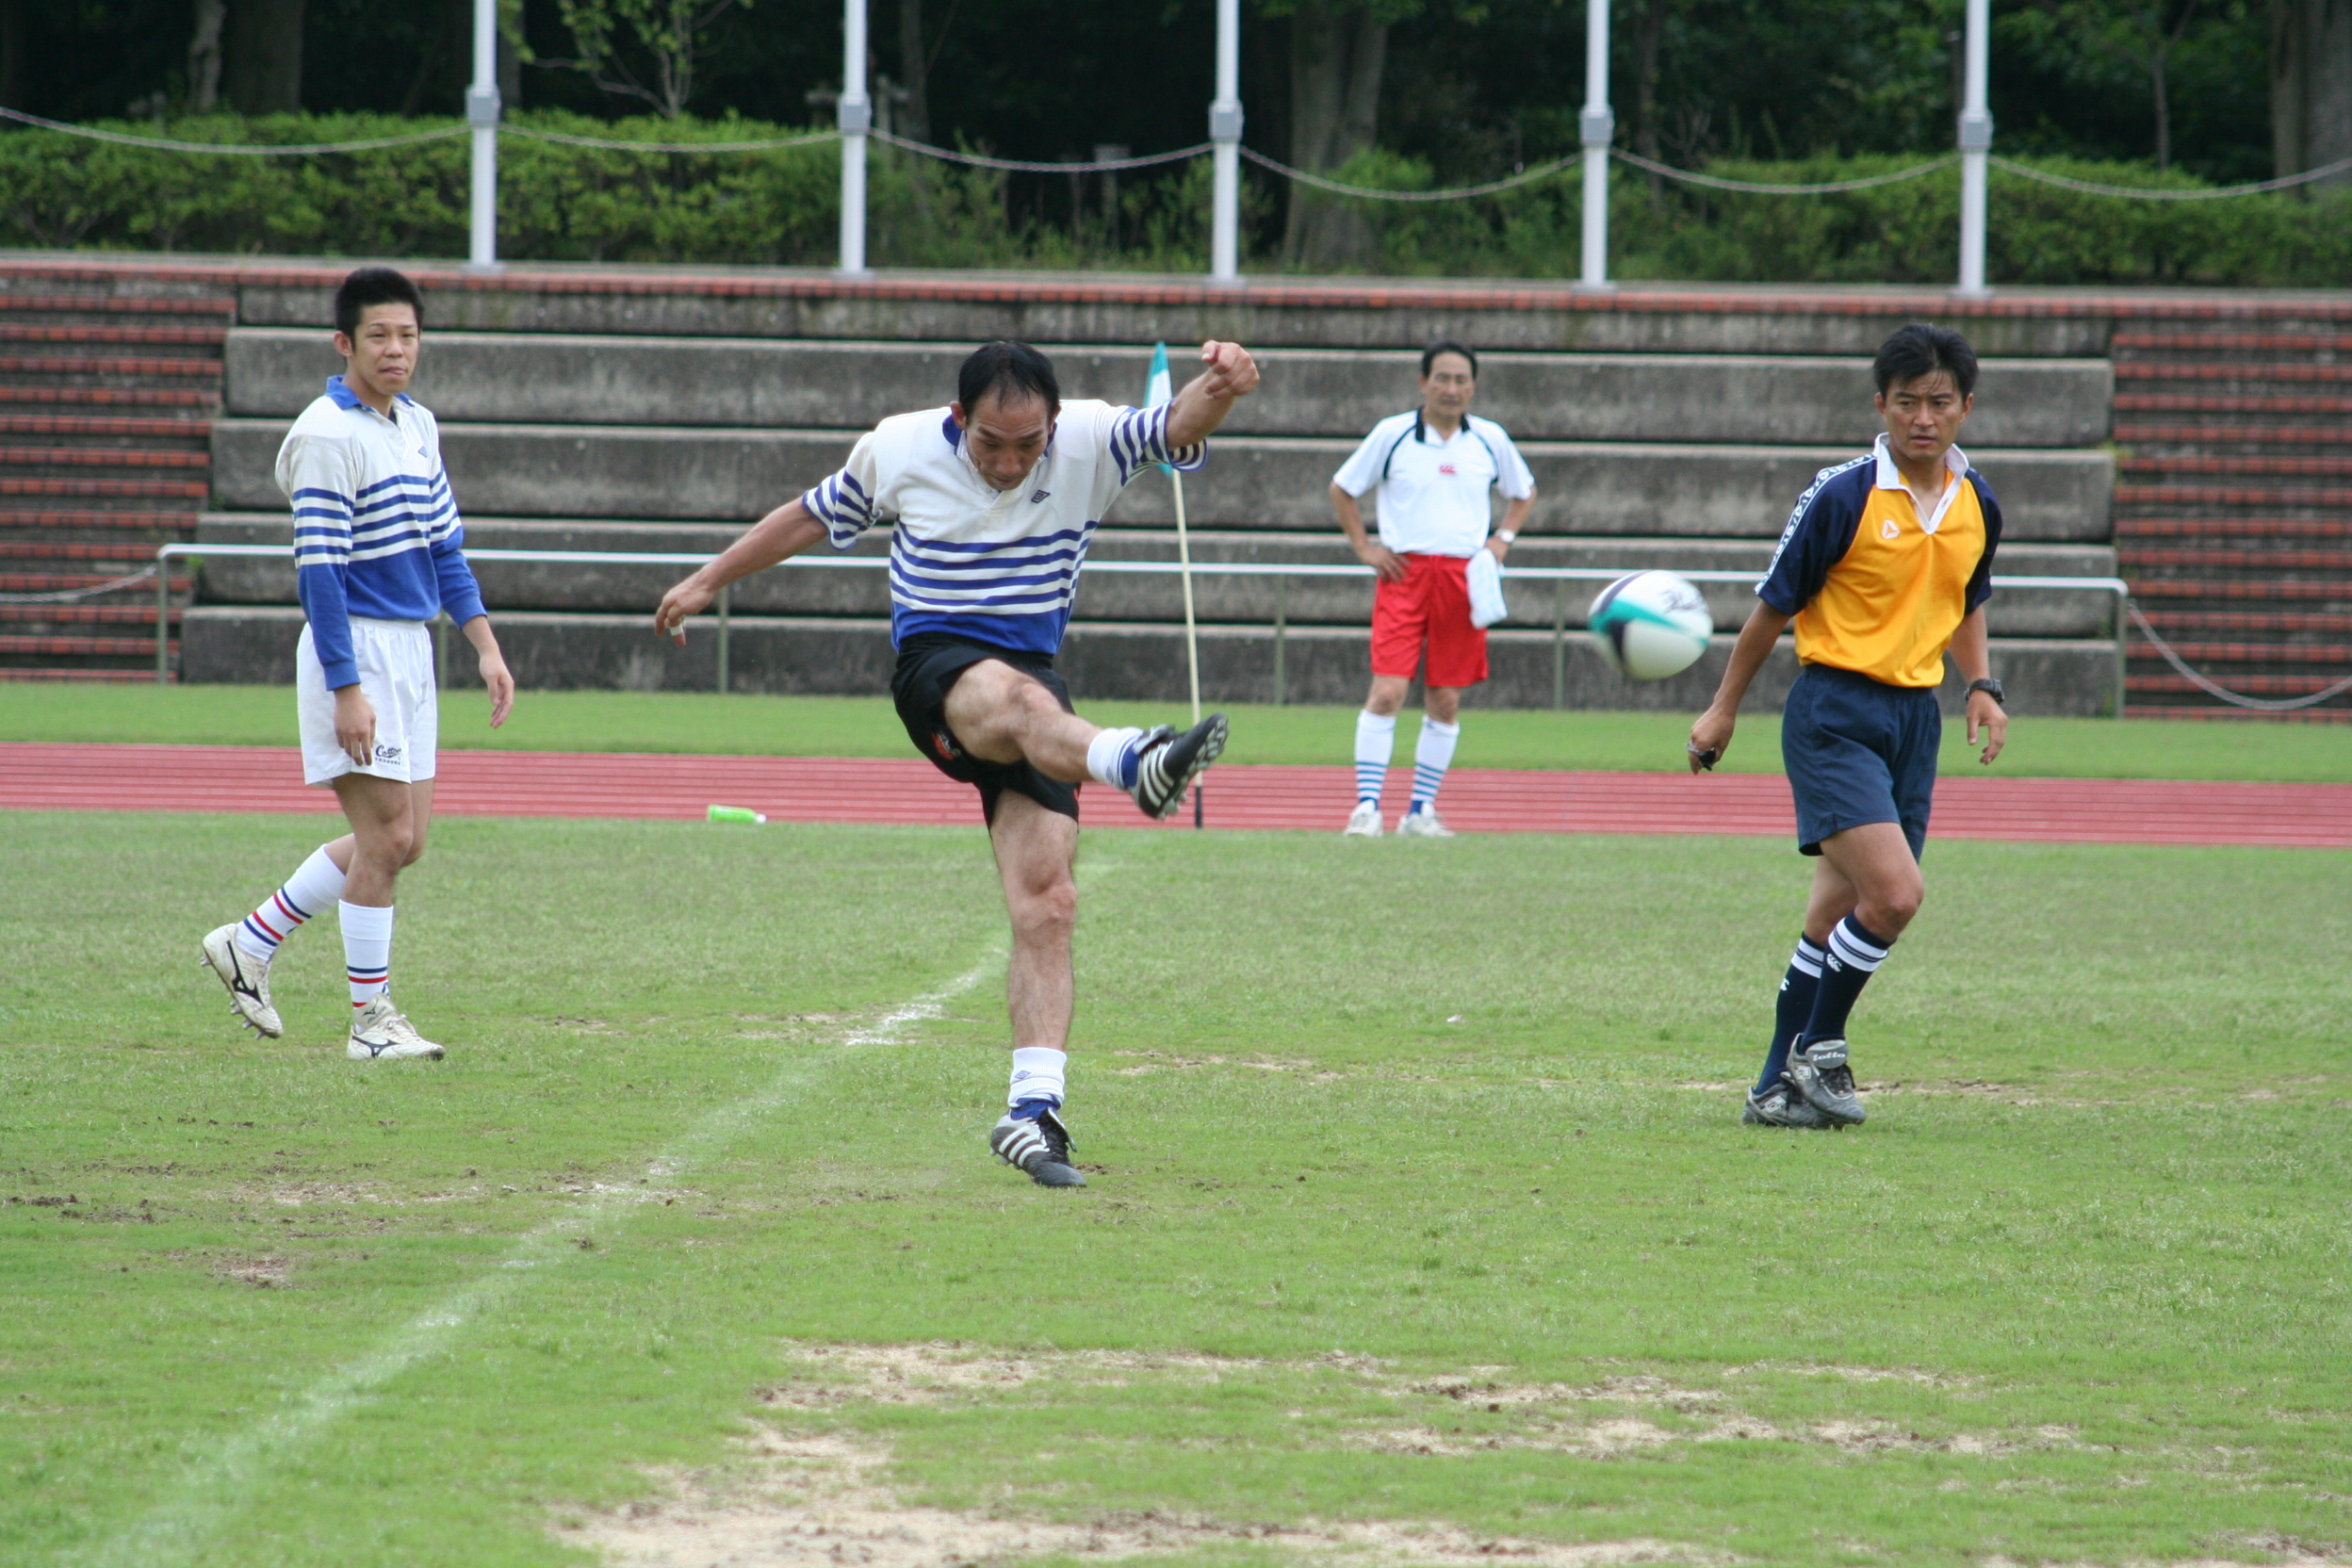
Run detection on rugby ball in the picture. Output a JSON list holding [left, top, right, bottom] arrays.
[[1590, 571, 1713, 680]]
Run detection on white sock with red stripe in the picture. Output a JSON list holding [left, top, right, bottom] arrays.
[[235, 845, 347, 960], [340, 901, 394, 1008]]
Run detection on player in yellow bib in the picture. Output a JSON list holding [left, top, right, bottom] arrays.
[[1689, 323, 2011, 1130]]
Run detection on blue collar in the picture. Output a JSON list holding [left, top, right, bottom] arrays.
[[326, 375, 413, 414], [941, 412, 962, 449]]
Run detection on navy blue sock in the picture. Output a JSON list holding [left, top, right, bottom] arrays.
[[1009, 1097, 1060, 1122], [1803, 915, 1894, 1046], [1756, 936, 1827, 1094]]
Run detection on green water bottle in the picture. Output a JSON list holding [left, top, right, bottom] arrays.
[[707, 805, 766, 825]]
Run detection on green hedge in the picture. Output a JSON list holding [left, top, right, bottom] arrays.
[[7, 111, 2348, 285]]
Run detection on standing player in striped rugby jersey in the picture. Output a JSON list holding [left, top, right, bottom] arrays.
[[200, 268, 514, 1062], [654, 339, 1258, 1187]]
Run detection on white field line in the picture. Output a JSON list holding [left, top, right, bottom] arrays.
[[81, 944, 1011, 1568]]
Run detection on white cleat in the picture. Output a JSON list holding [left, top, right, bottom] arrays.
[[1344, 801, 1384, 837], [348, 996, 446, 1061], [1397, 807, 1457, 839], [200, 923, 283, 1038]]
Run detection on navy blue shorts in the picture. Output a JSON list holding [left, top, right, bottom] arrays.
[[1781, 664, 1939, 860]]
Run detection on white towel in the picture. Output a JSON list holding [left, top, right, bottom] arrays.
[[1466, 547, 1509, 629]]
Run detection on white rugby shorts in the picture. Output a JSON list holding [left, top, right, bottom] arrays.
[[296, 616, 438, 786]]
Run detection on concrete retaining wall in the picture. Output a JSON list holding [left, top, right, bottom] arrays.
[[235, 280, 2118, 357], [209, 420, 2112, 542], [183, 606, 2119, 716], [226, 330, 2110, 447], [195, 513, 2118, 637]]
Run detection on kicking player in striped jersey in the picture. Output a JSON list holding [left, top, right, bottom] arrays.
[[655, 339, 1258, 1186], [200, 268, 514, 1061]]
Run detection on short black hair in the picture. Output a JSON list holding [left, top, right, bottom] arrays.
[[1421, 339, 1478, 379], [1873, 322, 1978, 398], [334, 267, 424, 338], [956, 341, 1060, 418]]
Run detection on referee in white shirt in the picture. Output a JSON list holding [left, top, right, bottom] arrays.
[[1331, 341, 1535, 837]]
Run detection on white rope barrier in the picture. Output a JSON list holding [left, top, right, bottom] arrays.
[[499, 123, 841, 155], [2125, 599, 2352, 711], [1612, 147, 1958, 194], [1992, 151, 2352, 200], [872, 131, 1212, 173], [1240, 146, 1579, 202], [0, 105, 467, 155], [0, 564, 159, 603]]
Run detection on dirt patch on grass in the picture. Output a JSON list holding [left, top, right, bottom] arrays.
[[759, 1341, 1263, 1408], [1363, 1415, 2079, 1460], [572, 1432, 1723, 1568], [212, 1255, 290, 1288], [1109, 1050, 1342, 1081]]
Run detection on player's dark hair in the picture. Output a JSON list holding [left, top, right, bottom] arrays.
[[1873, 322, 1977, 398], [1421, 339, 1478, 379], [957, 341, 1061, 418], [334, 267, 424, 337]]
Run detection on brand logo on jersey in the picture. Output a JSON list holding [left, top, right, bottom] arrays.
[[1881, 517, 1902, 541], [1030, 489, 1052, 504], [374, 743, 402, 762], [1438, 463, 1458, 477], [932, 730, 961, 760]]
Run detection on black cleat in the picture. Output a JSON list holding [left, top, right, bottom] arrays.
[[989, 1107, 1087, 1187], [1787, 1037, 1866, 1125], [1742, 1073, 1833, 1129], [1131, 713, 1228, 820]]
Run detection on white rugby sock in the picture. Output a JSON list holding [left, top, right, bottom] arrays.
[[1410, 717, 1461, 812], [1008, 1046, 1068, 1110], [1354, 710, 1396, 805], [236, 844, 347, 959], [340, 901, 394, 1008], [1086, 727, 1146, 789]]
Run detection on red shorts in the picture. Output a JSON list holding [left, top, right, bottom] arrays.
[[1371, 553, 1488, 688]]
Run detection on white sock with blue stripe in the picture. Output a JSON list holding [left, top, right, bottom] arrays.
[[1354, 710, 1396, 806], [1085, 727, 1146, 789], [1410, 717, 1460, 814], [235, 844, 346, 960]]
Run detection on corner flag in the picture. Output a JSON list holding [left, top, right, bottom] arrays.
[[1147, 342, 1202, 729]]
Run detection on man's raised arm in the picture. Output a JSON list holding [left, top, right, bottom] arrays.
[[1165, 340, 1262, 449], [653, 497, 831, 646]]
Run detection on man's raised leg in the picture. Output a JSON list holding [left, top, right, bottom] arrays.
[[943, 658, 1227, 822], [983, 791, 1086, 1187], [334, 774, 444, 1061]]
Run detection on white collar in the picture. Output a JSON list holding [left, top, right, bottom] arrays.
[[1871, 433, 1969, 535]]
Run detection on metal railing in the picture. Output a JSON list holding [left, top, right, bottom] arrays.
[[152, 542, 2132, 711]]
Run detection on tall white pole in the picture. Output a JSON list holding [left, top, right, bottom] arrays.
[[1956, 0, 1992, 294], [466, 0, 499, 270], [839, 0, 870, 274], [1577, 0, 1613, 290], [1209, 0, 1242, 283]]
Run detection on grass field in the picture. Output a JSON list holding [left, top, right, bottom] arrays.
[[4, 810, 2349, 1566], [5, 684, 2352, 782]]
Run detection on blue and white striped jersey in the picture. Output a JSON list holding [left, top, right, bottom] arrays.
[[275, 376, 485, 690], [801, 400, 1204, 654]]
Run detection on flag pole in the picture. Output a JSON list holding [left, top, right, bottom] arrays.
[[1147, 342, 1205, 828]]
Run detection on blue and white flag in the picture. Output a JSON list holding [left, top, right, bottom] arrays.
[[1145, 341, 1174, 474]]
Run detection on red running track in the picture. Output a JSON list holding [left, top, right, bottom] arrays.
[[3, 743, 2346, 847]]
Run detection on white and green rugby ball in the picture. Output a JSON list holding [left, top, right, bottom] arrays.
[[1590, 570, 1713, 680]]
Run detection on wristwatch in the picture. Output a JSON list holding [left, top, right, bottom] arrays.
[[1967, 677, 2006, 706], [1494, 529, 1517, 544]]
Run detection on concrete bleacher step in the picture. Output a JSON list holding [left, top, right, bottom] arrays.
[[190, 511, 2118, 637], [224, 329, 2112, 448], [181, 603, 2122, 715], [206, 418, 2113, 543]]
